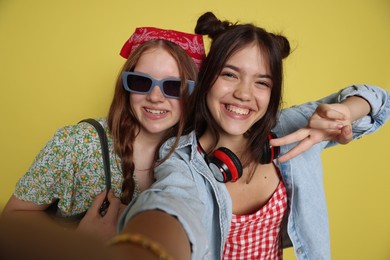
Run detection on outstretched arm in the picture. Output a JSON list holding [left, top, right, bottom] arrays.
[[111, 210, 191, 260], [0, 207, 188, 260]]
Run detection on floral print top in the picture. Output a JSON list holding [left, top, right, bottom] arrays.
[[14, 118, 141, 217]]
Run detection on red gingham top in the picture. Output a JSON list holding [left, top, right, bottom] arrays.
[[223, 180, 288, 259]]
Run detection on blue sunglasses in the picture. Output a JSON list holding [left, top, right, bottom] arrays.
[[122, 71, 195, 99]]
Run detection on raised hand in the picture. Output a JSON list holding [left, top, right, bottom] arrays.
[[271, 103, 353, 163]]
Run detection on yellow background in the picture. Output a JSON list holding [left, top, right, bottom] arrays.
[[0, 0, 389, 259]]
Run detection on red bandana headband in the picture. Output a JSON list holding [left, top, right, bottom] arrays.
[[120, 27, 206, 69]]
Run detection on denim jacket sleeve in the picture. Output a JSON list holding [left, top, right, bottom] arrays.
[[276, 84, 389, 148], [336, 84, 389, 137]]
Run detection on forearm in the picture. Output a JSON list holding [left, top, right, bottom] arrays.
[[337, 84, 389, 119], [1, 195, 78, 230], [2, 195, 49, 216], [340, 96, 371, 122], [112, 210, 191, 260], [336, 84, 389, 137], [0, 215, 121, 260]]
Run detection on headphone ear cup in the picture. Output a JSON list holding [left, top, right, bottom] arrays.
[[260, 132, 280, 164], [209, 147, 243, 183]]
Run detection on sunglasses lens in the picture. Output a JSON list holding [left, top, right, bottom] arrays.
[[163, 80, 181, 98], [126, 74, 152, 93]]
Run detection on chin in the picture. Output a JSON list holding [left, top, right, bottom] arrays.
[[223, 129, 248, 136], [145, 124, 175, 135]]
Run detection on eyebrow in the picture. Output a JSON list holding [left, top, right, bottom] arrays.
[[224, 64, 273, 79]]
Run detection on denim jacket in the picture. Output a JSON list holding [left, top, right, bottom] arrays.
[[118, 85, 390, 259]]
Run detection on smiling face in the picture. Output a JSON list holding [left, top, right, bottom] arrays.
[[130, 46, 181, 136], [206, 43, 272, 137]]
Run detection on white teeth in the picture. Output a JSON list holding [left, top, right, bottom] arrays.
[[145, 108, 168, 115], [226, 105, 249, 115]]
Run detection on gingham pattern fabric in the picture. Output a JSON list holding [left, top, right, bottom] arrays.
[[223, 180, 287, 259]]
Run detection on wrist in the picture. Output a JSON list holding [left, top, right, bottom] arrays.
[[340, 96, 371, 122]]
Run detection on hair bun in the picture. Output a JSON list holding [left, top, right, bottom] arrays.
[[195, 12, 231, 40], [271, 33, 291, 59]]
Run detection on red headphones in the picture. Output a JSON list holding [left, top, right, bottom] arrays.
[[197, 133, 280, 183]]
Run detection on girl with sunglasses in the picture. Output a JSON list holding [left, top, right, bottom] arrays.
[[106, 12, 389, 259], [1, 27, 205, 241]]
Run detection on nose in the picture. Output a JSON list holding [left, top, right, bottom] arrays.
[[233, 80, 252, 101], [146, 85, 165, 102]]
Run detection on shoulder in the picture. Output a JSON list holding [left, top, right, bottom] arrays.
[[75, 117, 110, 137], [39, 117, 110, 158], [159, 131, 197, 159], [56, 117, 108, 142]]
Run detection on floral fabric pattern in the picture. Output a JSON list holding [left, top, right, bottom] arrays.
[[14, 118, 140, 217]]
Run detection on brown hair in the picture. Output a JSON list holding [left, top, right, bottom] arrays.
[[108, 40, 198, 204], [188, 12, 290, 176]]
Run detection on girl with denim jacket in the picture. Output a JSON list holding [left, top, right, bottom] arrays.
[[111, 12, 390, 260]]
